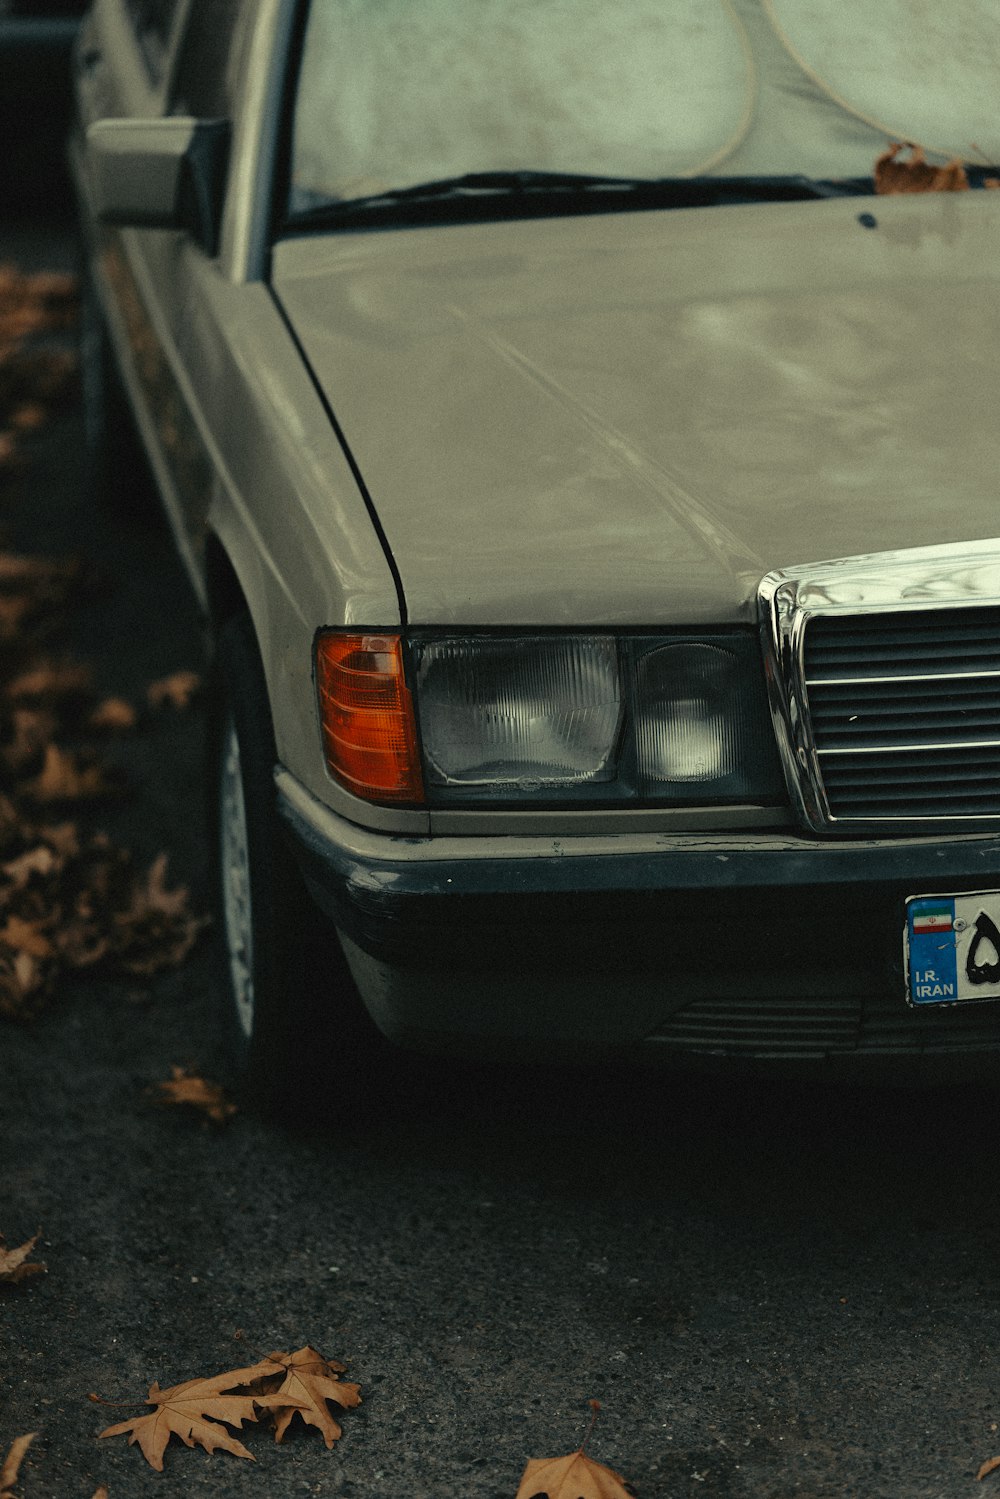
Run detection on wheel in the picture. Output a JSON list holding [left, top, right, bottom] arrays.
[[211, 610, 380, 1112], [80, 265, 156, 515]]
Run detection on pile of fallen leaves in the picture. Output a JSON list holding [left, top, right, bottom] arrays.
[[0, 264, 77, 475], [0, 266, 204, 1019]]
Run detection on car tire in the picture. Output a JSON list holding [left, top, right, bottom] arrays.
[[80, 267, 156, 516], [211, 610, 382, 1113]]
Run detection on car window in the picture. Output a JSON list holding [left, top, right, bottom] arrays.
[[288, 0, 1000, 216], [124, 0, 180, 85], [169, 0, 242, 117]]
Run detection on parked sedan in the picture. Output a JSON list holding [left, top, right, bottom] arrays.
[[72, 0, 1000, 1102]]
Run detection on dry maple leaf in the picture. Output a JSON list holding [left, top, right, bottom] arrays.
[[0, 1433, 36, 1498], [110, 854, 207, 976], [515, 1403, 634, 1499], [0, 1233, 45, 1287], [256, 1347, 361, 1449], [5, 660, 92, 702], [97, 1375, 294, 1472], [87, 698, 137, 734], [20, 744, 117, 804], [147, 671, 201, 711], [151, 1066, 237, 1125], [1, 707, 60, 774], [1, 843, 64, 891], [874, 142, 969, 195]]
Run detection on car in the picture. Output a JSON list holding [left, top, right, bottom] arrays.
[[71, 0, 1000, 1103]]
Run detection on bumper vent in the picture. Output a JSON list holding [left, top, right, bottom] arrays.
[[804, 606, 1000, 820], [649, 988, 1000, 1058]]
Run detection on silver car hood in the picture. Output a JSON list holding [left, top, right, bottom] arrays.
[[273, 192, 1000, 627]]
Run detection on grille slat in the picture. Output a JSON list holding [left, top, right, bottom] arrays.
[[804, 606, 1000, 820]]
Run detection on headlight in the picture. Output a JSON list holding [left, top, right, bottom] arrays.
[[316, 630, 785, 808], [413, 635, 622, 792]]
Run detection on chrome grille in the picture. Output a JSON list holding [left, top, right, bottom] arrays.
[[804, 606, 1000, 820]]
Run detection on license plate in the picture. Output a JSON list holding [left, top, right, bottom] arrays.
[[905, 891, 1000, 1007]]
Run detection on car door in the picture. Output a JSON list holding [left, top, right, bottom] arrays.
[[75, 0, 240, 571]]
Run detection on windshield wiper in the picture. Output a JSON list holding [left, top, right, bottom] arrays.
[[285, 170, 872, 228]]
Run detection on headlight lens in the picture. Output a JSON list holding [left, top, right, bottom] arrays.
[[414, 636, 622, 791], [636, 642, 740, 783], [317, 629, 785, 809]]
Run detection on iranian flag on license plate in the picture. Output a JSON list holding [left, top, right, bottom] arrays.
[[911, 901, 954, 934]]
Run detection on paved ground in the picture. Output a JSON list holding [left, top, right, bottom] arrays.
[[4, 219, 1000, 1499]]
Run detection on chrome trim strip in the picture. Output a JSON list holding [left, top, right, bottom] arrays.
[[807, 669, 1000, 687], [818, 739, 1000, 756], [758, 540, 1000, 836]]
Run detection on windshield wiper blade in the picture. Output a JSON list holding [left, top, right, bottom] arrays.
[[286, 170, 872, 227]]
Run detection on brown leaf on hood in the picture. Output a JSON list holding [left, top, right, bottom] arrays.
[[978, 1454, 1000, 1481], [147, 671, 201, 711], [110, 854, 207, 976], [0, 1432, 37, 1496], [874, 142, 970, 194], [151, 1066, 237, 1125], [87, 697, 137, 734], [0, 1234, 45, 1287], [20, 744, 119, 804]]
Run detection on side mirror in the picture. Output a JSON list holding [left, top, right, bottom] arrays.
[[85, 116, 230, 254]]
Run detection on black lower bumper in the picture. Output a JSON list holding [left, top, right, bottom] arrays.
[[277, 775, 1000, 1066]]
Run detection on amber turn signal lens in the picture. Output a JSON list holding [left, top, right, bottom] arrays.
[[315, 632, 424, 803]]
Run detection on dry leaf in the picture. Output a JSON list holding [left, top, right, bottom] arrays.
[[0, 1233, 45, 1287], [5, 660, 92, 702], [111, 854, 207, 976], [263, 1346, 362, 1449], [0, 915, 54, 959], [91, 1489, 109, 1499], [87, 698, 136, 733], [1, 707, 59, 774], [874, 142, 969, 195], [152, 1066, 237, 1125], [0, 1433, 36, 1497], [2, 843, 64, 891], [21, 744, 117, 803], [516, 1403, 633, 1499], [0, 947, 53, 1018], [147, 671, 200, 711], [978, 1454, 1000, 1481], [98, 1378, 293, 1472]]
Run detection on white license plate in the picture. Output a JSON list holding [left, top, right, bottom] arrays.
[[905, 890, 1000, 1007]]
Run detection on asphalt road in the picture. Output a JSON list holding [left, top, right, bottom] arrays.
[[4, 219, 1000, 1499]]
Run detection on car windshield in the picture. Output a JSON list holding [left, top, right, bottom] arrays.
[[288, 0, 1000, 222]]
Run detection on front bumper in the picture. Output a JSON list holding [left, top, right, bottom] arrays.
[[276, 768, 1000, 1069]]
